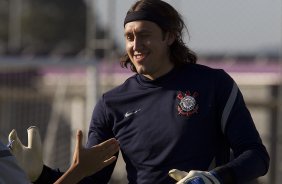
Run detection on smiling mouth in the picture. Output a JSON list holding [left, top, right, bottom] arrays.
[[134, 53, 147, 63]]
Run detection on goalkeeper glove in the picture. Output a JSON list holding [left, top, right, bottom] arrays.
[[8, 126, 43, 182], [169, 169, 221, 184]]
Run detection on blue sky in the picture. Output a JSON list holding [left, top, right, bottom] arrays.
[[94, 0, 282, 55]]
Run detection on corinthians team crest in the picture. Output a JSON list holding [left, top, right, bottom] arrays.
[[177, 91, 199, 117]]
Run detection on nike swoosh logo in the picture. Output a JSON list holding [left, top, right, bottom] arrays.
[[124, 109, 141, 118]]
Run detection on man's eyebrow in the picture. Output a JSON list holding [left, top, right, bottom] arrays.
[[124, 29, 152, 37], [138, 29, 152, 34], [124, 31, 132, 37]]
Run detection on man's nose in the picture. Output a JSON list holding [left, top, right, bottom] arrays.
[[133, 37, 143, 51]]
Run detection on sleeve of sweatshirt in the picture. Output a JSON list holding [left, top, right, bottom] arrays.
[[34, 97, 117, 184], [211, 69, 270, 184], [83, 97, 118, 184]]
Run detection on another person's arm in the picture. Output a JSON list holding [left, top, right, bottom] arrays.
[[8, 126, 119, 184], [54, 130, 119, 184], [0, 140, 30, 184]]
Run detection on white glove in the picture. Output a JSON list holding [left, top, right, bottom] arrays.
[[8, 126, 43, 182], [169, 169, 221, 184]]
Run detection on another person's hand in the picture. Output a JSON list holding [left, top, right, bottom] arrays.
[[8, 126, 43, 182], [54, 130, 119, 184], [169, 169, 221, 184], [71, 130, 119, 176]]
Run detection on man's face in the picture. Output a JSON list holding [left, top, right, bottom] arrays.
[[124, 21, 174, 80]]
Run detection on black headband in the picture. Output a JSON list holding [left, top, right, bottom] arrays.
[[124, 11, 168, 27]]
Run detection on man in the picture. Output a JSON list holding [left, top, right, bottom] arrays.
[[12, 0, 269, 183]]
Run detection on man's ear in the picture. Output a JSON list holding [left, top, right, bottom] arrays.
[[166, 32, 176, 46]]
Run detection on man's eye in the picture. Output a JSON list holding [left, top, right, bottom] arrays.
[[126, 35, 134, 41]]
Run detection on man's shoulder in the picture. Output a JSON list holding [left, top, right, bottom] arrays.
[[186, 63, 221, 71], [180, 63, 226, 76], [103, 74, 138, 96]]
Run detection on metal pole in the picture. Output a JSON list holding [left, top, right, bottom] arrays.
[[107, 0, 116, 59], [270, 86, 278, 184], [8, 0, 22, 53], [85, 0, 96, 58]]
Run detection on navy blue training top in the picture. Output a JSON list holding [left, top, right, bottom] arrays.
[[85, 63, 269, 183], [35, 63, 269, 184]]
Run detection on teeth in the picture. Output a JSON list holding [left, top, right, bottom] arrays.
[[134, 53, 146, 60]]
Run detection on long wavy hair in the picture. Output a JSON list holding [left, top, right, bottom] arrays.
[[120, 0, 197, 72]]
